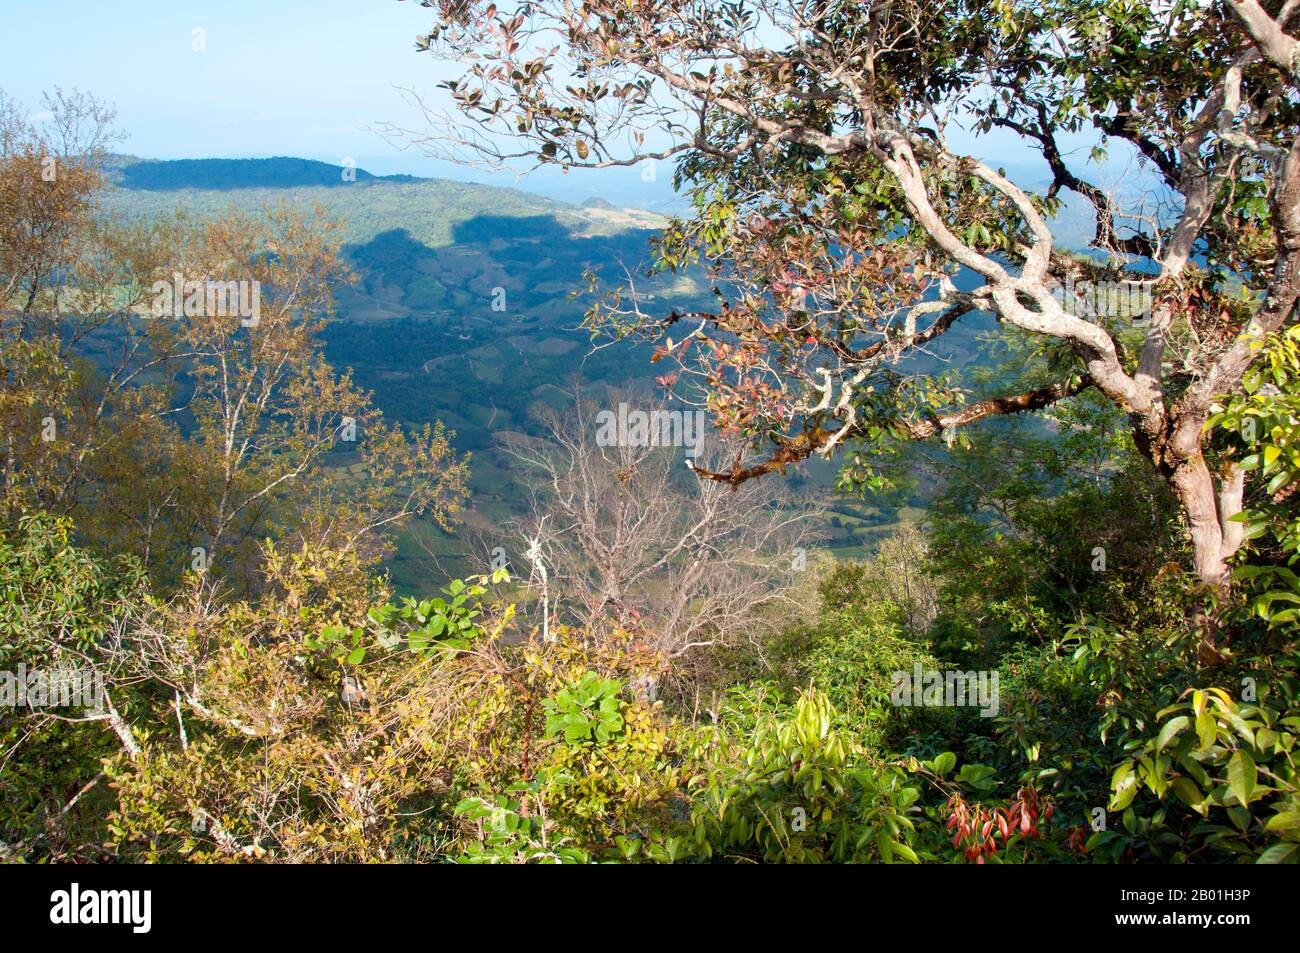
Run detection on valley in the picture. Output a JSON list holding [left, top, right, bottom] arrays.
[[101, 156, 919, 590]]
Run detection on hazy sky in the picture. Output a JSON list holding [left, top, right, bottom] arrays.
[[3, 0, 703, 204], [4, 2, 465, 166], [4, 1, 1107, 207]]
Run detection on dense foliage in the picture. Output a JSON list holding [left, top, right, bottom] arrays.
[[3, 346, 1296, 861], [4, 0, 1300, 864]]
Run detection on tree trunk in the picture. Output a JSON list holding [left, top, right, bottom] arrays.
[[1168, 456, 1243, 589]]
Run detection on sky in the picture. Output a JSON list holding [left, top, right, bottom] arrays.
[[4, 1, 453, 165], [2, 1, 1118, 209], [0, 0, 694, 206]]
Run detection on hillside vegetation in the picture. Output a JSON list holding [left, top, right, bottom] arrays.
[[98, 156, 902, 587], [3, 0, 1299, 866]]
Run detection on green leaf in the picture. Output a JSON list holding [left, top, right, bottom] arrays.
[[1265, 811, 1300, 832], [1227, 750, 1257, 806], [1169, 777, 1206, 813], [1256, 843, 1297, 864], [1195, 709, 1218, 750], [1110, 760, 1138, 811], [1156, 716, 1190, 750], [893, 841, 919, 863], [957, 763, 996, 792]]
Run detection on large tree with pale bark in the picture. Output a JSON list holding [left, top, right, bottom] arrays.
[[403, 0, 1300, 589]]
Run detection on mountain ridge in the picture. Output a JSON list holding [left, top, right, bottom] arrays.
[[108, 155, 422, 190], [99, 155, 668, 248]]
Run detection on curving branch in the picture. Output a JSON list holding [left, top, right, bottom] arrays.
[[689, 376, 1091, 487]]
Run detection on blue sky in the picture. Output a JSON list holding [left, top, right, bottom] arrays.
[[3, 1, 460, 168], [3, 1, 1114, 208], [2, 0, 693, 204]]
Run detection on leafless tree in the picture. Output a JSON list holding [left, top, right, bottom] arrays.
[[502, 392, 817, 684]]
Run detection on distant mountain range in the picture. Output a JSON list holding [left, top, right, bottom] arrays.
[[101, 155, 666, 244], [108, 155, 423, 190]]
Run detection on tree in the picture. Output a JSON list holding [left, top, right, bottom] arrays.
[[502, 393, 813, 690], [403, 0, 1300, 591], [0, 90, 470, 589]]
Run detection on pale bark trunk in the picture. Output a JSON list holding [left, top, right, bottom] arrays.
[[1218, 463, 1247, 565], [1168, 457, 1246, 589]]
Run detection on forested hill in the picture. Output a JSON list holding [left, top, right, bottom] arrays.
[[108, 155, 421, 190], [100, 155, 666, 245], [8, 1, 1296, 873]]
